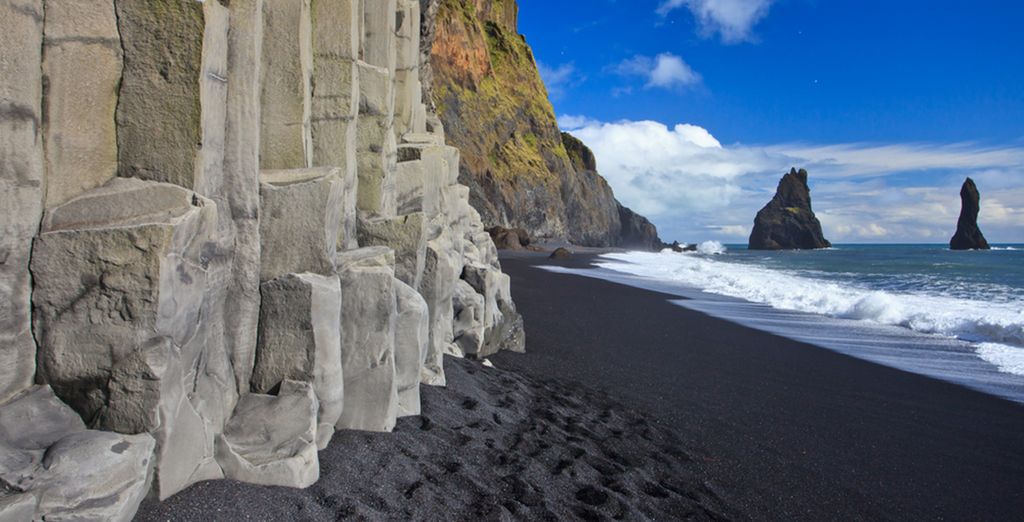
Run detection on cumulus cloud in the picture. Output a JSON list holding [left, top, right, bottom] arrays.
[[537, 61, 583, 100], [614, 53, 702, 90], [657, 0, 774, 43], [559, 115, 1024, 244]]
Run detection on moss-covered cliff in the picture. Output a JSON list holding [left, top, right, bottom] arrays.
[[427, 0, 662, 248]]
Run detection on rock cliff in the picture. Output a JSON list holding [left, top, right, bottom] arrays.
[[0, 1, 521, 519], [749, 168, 832, 250], [950, 177, 991, 250], [427, 0, 663, 248]]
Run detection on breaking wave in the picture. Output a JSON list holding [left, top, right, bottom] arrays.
[[594, 251, 1024, 355]]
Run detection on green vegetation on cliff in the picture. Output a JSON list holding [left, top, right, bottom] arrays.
[[430, 0, 660, 248]]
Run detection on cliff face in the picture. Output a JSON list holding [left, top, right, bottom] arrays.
[[950, 177, 991, 250], [428, 0, 662, 248], [0, 1, 521, 519], [749, 168, 832, 250]]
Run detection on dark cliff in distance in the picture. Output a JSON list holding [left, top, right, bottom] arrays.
[[950, 178, 991, 250], [560, 133, 662, 249], [426, 0, 661, 249], [749, 168, 832, 250]]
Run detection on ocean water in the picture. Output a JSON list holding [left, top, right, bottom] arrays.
[[541, 243, 1024, 403]]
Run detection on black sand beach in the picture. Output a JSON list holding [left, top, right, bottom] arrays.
[[135, 356, 732, 521], [136, 251, 1024, 521], [495, 252, 1024, 520]]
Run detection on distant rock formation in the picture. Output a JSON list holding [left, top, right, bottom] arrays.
[[749, 168, 832, 250], [487, 226, 530, 250], [618, 204, 664, 251], [549, 247, 572, 259], [427, 0, 663, 249], [950, 178, 991, 250]]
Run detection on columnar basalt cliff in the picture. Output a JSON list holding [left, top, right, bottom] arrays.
[[950, 177, 991, 250], [0, 1, 522, 519], [749, 168, 832, 250], [426, 0, 663, 248]]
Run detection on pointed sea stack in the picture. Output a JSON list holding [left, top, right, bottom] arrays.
[[950, 177, 991, 250], [748, 168, 832, 250]]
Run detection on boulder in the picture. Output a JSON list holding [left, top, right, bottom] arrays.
[[335, 247, 399, 432], [549, 247, 572, 259], [487, 226, 530, 250], [252, 273, 344, 449], [0, 386, 84, 451], [259, 168, 345, 281], [950, 177, 991, 250], [0, 388, 155, 522], [748, 168, 832, 250], [13, 431, 154, 522], [0, 0, 44, 403], [216, 381, 319, 488], [394, 280, 429, 417]]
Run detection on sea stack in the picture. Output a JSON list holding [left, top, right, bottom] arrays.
[[950, 178, 991, 250], [748, 168, 832, 250]]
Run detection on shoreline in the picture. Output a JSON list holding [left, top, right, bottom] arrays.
[[496, 251, 1024, 520]]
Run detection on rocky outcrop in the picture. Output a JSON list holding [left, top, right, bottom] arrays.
[[427, 0, 663, 249], [618, 204, 664, 251], [549, 247, 572, 260], [749, 168, 832, 250], [950, 178, 991, 250], [0, 0, 523, 519], [487, 226, 531, 250]]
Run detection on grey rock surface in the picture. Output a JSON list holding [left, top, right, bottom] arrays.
[[41, 0, 121, 208], [259, 168, 344, 281], [358, 213, 427, 289], [0, 387, 155, 522], [216, 381, 320, 488], [253, 273, 344, 449], [0, 0, 44, 404], [0, 386, 84, 451], [336, 248, 400, 432], [7, 1, 527, 518], [31, 178, 229, 500], [394, 280, 429, 417]]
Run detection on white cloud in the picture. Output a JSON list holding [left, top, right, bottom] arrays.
[[537, 61, 582, 100], [559, 115, 1024, 244], [614, 53, 702, 90], [657, 0, 774, 43]]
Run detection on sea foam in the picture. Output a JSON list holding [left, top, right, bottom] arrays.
[[593, 251, 1024, 360]]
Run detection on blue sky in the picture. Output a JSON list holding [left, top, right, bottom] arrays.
[[517, 0, 1024, 243]]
